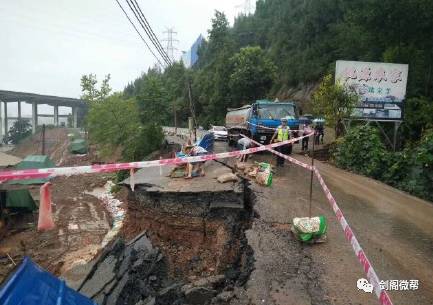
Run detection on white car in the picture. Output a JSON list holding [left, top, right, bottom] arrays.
[[209, 125, 228, 141]]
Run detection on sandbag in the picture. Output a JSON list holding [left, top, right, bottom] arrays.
[[255, 162, 272, 186], [235, 162, 247, 170], [217, 173, 239, 183], [292, 216, 327, 243], [37, 182, 55, 231], [246, 166, 259, 177]]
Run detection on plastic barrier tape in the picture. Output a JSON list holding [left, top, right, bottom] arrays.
[[0, 133, 312, 183], [245, 134, 393, 305], [312, 167, 393, 305], [241, 134, 313, 170]]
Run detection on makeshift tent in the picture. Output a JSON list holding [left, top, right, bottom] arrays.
[[0, 257, 96, 305], [9, 155, 55, 185], [5, 189, 37, 211], [69, 139, 88, 154]]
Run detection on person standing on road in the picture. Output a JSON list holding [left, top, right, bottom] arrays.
[[314, 123, 325, 145], [301, 122, 313, 152], [270, 118, 291, 167]]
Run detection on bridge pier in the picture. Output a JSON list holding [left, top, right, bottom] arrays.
[[72, 107, 78, 128], [31, 101, 38, 134], [3, 102, 8, 138], [54, 105, 59, 126], [17, 101, 21, 121], [0, 90, 86, 138]]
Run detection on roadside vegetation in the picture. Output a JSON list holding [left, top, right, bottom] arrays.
[[80, 74, 164, 162], [5, 119, 32, 144], [332, 126, 433, 201], [79, 0, 433, 201]]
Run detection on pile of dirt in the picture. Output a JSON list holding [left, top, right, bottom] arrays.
[[10, 128, 70, 165]]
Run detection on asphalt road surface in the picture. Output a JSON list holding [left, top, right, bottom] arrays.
[[213, 140, 433, 305]]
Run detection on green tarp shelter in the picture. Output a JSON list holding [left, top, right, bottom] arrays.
[[69, 139, 88, 154], [9, 155, 55, 185], [5, 189, 37, 211]]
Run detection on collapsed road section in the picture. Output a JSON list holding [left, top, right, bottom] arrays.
[[78, 160, 254, 305]]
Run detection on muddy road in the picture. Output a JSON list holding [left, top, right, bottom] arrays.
[[212, 141, 433, 305], [0, 174, 114, 284]]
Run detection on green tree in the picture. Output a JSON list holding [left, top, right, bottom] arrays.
[[136, 71, 169, 125], [229, 46, 276, 105], [86, 94, 163, 161], [332, 126, 388, 179], [312, 74, 358, 137], [80, 74, 112, 103], [6, 119, 32, 144]]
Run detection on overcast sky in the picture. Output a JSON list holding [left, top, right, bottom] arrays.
[[0, 0, 247, 100]]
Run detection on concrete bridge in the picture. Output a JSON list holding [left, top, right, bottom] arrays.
[[0, 90, 87, 138]]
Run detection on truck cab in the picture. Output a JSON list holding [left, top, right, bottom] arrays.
[[225, 100, 300, 145], [249, 100, 299, 143]]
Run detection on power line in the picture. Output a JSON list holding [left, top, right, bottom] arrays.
[[126, 0, 172, 65], [131, 0, 172, 65], [114, 0, 165, 68], [126, 0, 170, 65]]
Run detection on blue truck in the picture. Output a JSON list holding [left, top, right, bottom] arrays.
[[225, 99, 300, 145]]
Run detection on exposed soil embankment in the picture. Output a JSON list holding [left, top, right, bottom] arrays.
[[122, 197, 251, 280], [11, 128, 70, 164], [80, 169, 255, 305]]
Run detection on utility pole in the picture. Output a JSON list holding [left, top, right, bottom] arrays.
[[162, 27, 178, 62], [308, 132, 316, 218], [41, 124, 46, 155], [187, 81, 197, 142], [173, 101, 177, 134]]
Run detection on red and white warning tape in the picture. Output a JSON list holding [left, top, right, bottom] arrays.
[[0, 134, 312, 183], [246, 133, 393, 305], [0, 129, 393, 305], [241, 134, 313, 170], [312, 167, 392, 305]]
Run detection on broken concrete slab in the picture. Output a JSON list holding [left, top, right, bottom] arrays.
[[184, 286, 217, 305], [79, 254, 117, 297], [79, 233, 180, 305]]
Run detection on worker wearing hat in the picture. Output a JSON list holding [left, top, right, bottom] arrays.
[[270, 118, 292, 167]]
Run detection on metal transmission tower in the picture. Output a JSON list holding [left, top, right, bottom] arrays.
[[162, 27, 178, 62]]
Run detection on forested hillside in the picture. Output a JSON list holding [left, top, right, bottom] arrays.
[[124, 0, 433, 140]]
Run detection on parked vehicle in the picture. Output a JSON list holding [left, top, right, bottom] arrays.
[[209, 125, 228, 141], [299, 114, 314, 125], [225, 99, 300, 145]]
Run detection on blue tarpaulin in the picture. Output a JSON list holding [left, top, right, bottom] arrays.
[[197, 133, 214, 152], [0, 257, 96, 305]]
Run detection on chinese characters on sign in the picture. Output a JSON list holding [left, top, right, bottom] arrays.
[[335, 60, 409, 120], [379, 280, 419, 291], [342, 66, 403, 84]]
